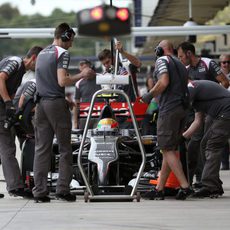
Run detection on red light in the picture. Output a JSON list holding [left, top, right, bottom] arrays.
[[116, 8, 129, 21], [90, 7, 103, 20]]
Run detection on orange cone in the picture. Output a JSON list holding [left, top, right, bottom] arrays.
[[149, 171, 180, 189], [149, 151, 180, 189]]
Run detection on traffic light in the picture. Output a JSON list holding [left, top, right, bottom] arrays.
[[77, 5, 131, 37]]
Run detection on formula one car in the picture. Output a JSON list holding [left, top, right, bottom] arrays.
[[19, 90, 160, 199], [19, 43, 161, 201]]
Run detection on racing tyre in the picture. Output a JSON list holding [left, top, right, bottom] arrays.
[[20, 138, 35, 184]]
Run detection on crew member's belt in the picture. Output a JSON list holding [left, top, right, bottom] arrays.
[[40, 96, 64, 100]]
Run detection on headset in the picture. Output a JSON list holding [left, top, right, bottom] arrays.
[[61, 28, 75, 42], [154, 46, 164, 57]]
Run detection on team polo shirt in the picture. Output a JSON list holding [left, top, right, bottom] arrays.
[[75, 77, 102, 102], [35, 45, 70, 98], [188, 80, 230, 118], [188, 57, 222, 82], [13, 79, 36, 109], [0, 56, 26, 97], [155, 55, 188, 114]]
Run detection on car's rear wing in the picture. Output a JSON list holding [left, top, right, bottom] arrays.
[[79, 97, 148, 121]]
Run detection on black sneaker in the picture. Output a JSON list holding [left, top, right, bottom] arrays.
[[192, 187, 211, 198], [9, 188, 33, 198], [34, 196, 51, 203], [142, 187, 164, 200], [192, 181, 203, 189], [217, 187, 224, 196], [0, 193, 4, 198], [193, 186, 224, 198], [55, 193, 76, 202], [210, 188, 224, 198], [220, 165, 229, 170], [176, 187, 193, 200]]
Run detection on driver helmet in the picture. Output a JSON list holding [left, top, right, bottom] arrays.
[[97, 118, 119, 131]]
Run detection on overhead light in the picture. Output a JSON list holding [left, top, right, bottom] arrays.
[[183, 18, 198, 43], [184, 0, 198, 27], [183, 18, 198, 27], [183, 0, 198, 43]]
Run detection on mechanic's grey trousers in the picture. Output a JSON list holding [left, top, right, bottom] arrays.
[[201, 117, 230, 191], [32, 98, 73, 197], [0, 103, 24, 191], [187, 114, 215, 184]]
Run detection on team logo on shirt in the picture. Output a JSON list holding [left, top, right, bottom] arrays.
[[198, 67, 206, 72]]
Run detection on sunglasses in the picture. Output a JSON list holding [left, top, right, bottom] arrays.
[[221, 61, 230, 64]]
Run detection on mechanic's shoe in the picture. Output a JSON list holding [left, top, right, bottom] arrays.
[[209, 187, 224, 198], [142, 187, 164, 200], [176, 187, 193, 200], [220, 165, 229, 170], [55, 193, 76, 202], [192, 181, 203, 189], [193, 186, 224, 198], [9, 188, 33, 198], [217, 187, 224, 196], [34, 196, 51, 203], [0, 193, 4, 198], [192, 187, 211, 198], [9, 188, 24, 197]]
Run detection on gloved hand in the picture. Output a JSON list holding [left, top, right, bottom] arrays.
[[15, 108, 23, 121], [5, 100, 16, 118], [141, 92, 153, 104]]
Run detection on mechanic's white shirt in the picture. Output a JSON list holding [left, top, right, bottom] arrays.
[[21, 70, 35, 85]]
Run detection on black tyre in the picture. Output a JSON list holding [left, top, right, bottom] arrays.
[[20, 138, 35, 183]]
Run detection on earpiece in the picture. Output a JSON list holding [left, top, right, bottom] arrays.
[[61, 28, 75, 42], [186, 50, 192, 57], [155, 46, 164, 57]]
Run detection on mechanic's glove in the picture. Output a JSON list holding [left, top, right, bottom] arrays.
[[5, 100, 16, 118], [141, 92, 153, 104], [15, 108, 23, 121]]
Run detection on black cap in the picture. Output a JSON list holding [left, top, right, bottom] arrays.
[[79, 59, 92, 67]]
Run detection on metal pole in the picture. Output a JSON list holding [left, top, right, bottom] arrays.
[[189, 0, 192, 19], [110, 0, 114, 70], [113, 38, 119, 76], [1, 26, 230, 38]]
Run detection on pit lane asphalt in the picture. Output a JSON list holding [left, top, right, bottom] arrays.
[[0, 141, 230, 230]]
